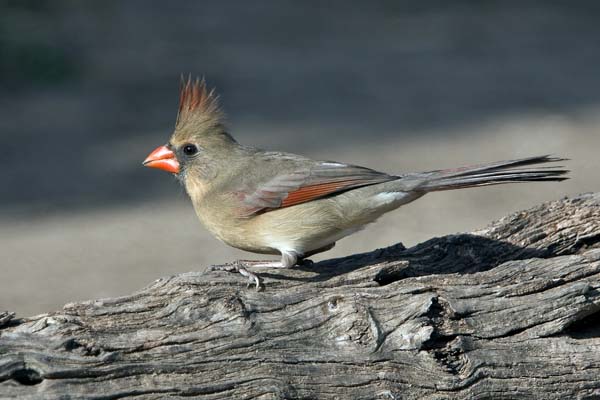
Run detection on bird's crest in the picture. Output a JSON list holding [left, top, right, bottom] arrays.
[[175, 75, 223, 130]]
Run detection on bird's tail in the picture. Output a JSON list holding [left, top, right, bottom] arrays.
[[416, 155, 569, 192]]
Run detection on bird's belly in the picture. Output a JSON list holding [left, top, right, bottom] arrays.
[[204, 220, 281, 255], [243, 199, 361, 256]]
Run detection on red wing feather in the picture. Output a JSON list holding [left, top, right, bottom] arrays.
[[281, 180, 363, 207]]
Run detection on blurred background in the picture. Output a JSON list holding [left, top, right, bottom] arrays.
[[1, 1, 599, 316]]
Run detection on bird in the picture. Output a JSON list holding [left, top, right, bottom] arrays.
[[143, 77, 569, 289]]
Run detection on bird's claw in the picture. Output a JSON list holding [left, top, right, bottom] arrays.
[[210, 262, 264, 291], [237, 265, 264, 291]]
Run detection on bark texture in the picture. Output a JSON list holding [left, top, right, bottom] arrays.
[[1, 193, 600, 400]]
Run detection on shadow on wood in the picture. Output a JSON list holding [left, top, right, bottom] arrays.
[[1, 193, 599, 399]]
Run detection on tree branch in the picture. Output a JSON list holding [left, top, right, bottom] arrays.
[[1, 193, 599, 399]]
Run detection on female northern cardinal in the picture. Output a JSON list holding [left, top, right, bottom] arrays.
[[144, 77, 568, 288]]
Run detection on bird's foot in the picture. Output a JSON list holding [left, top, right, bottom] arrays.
[[297, 258, 314, 267], [210, 255, 303, 290], [210, 261, 264, 291]]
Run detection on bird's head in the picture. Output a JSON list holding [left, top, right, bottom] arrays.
[[143, 76, 238, 193]]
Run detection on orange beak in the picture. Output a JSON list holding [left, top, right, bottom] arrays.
[[143, 145, 180, 174]]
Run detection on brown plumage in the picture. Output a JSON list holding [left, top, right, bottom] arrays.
[[143, 76, 569, 289]]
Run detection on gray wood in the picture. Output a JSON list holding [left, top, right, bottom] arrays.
[[1, 193, 599, 400]]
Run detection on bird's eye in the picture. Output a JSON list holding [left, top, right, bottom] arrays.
[[182, 144, 198, 156]]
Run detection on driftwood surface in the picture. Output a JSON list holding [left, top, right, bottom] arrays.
[[1, 193, 600, 400]]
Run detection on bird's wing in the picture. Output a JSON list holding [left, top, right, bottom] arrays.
[[236, 159, 398, 217]]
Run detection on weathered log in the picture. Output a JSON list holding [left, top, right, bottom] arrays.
[[1, 193, 599, 400]]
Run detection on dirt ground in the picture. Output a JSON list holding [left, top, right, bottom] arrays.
[[1, 2, 599, 316]]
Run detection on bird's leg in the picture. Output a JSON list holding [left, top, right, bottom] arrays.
[[281, 251, 298, 268], [209, 251, 298, 290], [236, 251, 299, 269], [243, 243, 336, 268]]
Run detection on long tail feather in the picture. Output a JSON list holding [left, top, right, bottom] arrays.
[[419, 155, 569, 192]]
